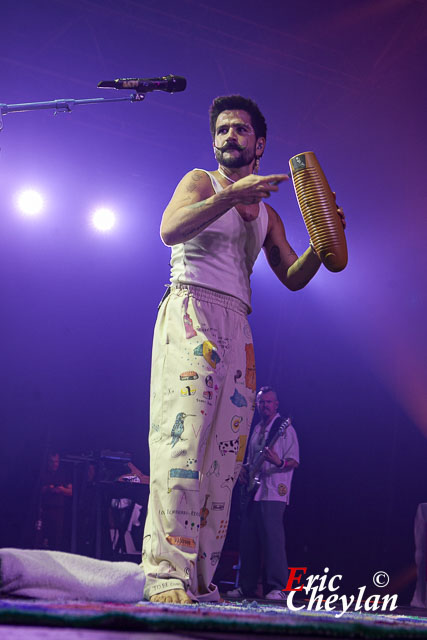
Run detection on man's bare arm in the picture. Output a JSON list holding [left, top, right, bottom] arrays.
[[160, 170, 287, 246], [283, 458, 299, 470], [263, 205, 321, 291], [264, 446, 299, 469]]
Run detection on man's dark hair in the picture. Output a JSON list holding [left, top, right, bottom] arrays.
[[209, 95, 267, 141]]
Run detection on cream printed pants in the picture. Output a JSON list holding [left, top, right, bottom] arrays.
[[142, 284, 256, 599]]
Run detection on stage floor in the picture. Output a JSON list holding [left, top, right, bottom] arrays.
[[1, 597, 427, 640]]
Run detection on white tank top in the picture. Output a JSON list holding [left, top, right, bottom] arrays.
[[170, 169, 268, 311]]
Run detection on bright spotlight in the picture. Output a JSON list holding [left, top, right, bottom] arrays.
[[91, 207, 116, 232], [16, 189, 44, 216]]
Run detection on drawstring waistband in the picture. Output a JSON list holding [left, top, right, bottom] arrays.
[[163, 283, 249, 316]]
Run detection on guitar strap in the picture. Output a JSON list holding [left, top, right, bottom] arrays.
[[264, 416, 285, 448]]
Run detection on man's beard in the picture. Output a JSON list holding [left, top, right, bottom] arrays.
[[260, 405, 276, 421], [260, 410, 273, 420], [214, 144, 256, 169]]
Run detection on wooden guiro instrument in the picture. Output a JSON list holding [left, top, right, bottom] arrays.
[[289, 151, 348, 272]]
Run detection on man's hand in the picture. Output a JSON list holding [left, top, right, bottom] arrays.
[[263, 446, 282, 467], [333, 192, 346, 229], [230, 174, 289, 207]]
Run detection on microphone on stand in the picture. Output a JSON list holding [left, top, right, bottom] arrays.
[[97, 74, 187, 93]]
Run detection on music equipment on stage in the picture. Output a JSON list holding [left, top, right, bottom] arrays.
[[61, 451, 149, 558], [241, 417, 290, 510], [1, 76, 186, 132], [289, 151, 348, 272], [99, 449, 132, 462], [97, 75, 187, 93]]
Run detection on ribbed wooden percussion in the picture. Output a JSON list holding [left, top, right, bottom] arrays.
[[289, 151, 348, 272]]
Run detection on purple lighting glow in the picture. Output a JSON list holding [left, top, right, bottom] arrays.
[[91, 207, 116, 232], [16, 189, 44, 216], [1, 0, 426, 603]]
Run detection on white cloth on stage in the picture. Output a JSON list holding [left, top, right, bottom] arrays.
[[0, 547, 145, 602]]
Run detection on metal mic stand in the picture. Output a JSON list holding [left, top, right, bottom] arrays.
[[0, 92, 144, 132]]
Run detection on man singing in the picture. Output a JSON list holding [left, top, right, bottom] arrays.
[[142, 95, 344, 604]]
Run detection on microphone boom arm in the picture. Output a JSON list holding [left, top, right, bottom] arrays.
[[0, 92, 145, 132]]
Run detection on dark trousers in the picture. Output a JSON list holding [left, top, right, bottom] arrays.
[[239, 500, 288, 596]]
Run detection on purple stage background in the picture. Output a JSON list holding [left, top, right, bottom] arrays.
[[1, 0, 426, 602]]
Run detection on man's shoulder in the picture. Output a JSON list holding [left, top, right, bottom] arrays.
[[180, 168, 211, 182], [191, 168, 210, 178], [284, 422, 299, 445], [176, 168, 214, 196]]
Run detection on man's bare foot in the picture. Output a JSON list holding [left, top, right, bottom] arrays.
[[150, 588, 193, 604]]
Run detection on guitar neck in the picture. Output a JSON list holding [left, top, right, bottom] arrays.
[[250, 418, 289, 472]]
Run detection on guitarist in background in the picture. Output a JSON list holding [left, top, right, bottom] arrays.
[[226, 386, 299, 601]]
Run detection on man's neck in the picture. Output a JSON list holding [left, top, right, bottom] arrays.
[[260, 413, 278, 428], [217, 162, 255, 182]]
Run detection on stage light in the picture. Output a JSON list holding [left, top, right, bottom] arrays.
[[16, 189, 44, 216], [91, 207, 116, 232]]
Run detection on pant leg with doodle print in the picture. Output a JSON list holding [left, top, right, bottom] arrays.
[[142, 285, 256, 599]]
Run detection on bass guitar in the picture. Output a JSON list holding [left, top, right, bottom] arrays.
[[241, 417, 290, 509]]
